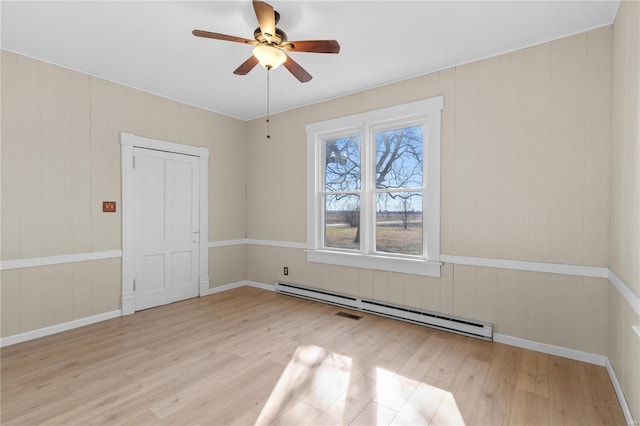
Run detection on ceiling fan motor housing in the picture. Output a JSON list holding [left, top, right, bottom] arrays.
[[253, 26, 288, 46]]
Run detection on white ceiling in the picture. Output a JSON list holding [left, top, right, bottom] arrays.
[[1, 1, 619, 120]]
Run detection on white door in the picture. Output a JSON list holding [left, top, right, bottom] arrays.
[[133, 147, 200, 311]]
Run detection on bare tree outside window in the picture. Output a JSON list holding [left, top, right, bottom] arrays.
[[323, 126, 424, 255], [324, 136, 360, 250], [375, 126, 423, 255]]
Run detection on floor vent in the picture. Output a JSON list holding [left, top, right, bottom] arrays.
[[335, 311, 362, 320], [275, 281, 493, 341]]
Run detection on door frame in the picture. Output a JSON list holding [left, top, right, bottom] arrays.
[[120, 132, 209, 315]]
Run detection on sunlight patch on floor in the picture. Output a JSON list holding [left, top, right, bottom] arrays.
[[258, 344, 352, 424], [375, 367, 465, 425], [257, 346, 465, 425]]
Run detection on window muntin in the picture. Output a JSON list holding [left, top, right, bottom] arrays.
[[306, 97, 442, 277]]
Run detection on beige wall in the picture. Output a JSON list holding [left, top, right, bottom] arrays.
[[611, 0, 640, 296], [246, 27, 613, 356], [1, 50, 246, 337], [610, 0, 640, 420]]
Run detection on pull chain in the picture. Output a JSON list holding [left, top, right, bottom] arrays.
[[266, 68, 271, 139]]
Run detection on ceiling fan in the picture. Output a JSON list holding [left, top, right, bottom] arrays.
[[192, 0, 340, 83]]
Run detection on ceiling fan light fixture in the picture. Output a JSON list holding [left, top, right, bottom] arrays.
[[253, 45, 286, 70]]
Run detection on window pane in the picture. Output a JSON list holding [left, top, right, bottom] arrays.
[[325, 136, 361, 191], [324, 194, 360, 250], [375, 125, 423, 190], [376, 192, 422, 255]]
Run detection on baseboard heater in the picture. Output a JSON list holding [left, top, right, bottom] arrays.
[[274, 282, 493, 341]]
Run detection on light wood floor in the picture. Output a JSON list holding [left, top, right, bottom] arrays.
[[1, 286, 626, 425]]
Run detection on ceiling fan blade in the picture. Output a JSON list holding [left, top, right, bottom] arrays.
[[253, 1, 276, 40], [283, 55, 312, 83], [192, 29, 256, 45], [283, 40, 341, 54], [233, 56, 259, 75]]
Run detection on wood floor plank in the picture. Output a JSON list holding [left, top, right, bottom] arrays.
[[448, 357, 491, 422], [424, 348, 465, 386], [0, 287, 627, 426], [509, 388, 549, 425], [549, 356, 588, 425], [470, 342, 522, 424], [516, 348, 549, 398]]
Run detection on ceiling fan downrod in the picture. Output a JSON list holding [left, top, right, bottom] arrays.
[[266, 69, 271, 139]]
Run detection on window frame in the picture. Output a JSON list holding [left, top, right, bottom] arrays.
[[306, 97, 443, 277]]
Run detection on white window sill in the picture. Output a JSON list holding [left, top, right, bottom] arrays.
[[306, 249, 441, 277]]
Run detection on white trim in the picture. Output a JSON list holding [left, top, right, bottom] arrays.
[[307, 249, 442, 277], [246, 281, 276, 292], [198, 147, 210, 298], [606, 358, 636, 426], [206, 281, 247, 295], [246, 239, 307, 250], [0, 310, 121, 348], [205, 280, 276, 295], [634, 326, 640, 339], [441, 254, 609, 278], [120, 132, 209, 315], [206, 239, 308, 249], [122, 293, 135, 316], [608, 269, 640, 317], [121, 138, 135, 315], [0, 250, 122, 271], [121, 132, 205, 157], [493, 333, 606, 366], [208, 239, 248, 248]]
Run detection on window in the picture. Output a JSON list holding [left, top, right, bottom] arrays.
[[306, 97, 443, 277]]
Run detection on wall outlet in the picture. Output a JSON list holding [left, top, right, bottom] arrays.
[[284, 267, 289, 276]]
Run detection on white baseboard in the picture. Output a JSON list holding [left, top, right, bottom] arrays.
[[493, 333, 607, 366], [246, 281, 276, 292], [205, 281, 275, 295], [0, 310, 121, 348], [606, 358, 637, 426], [206, 281, 248, 295], [206, 281, 276, 296]]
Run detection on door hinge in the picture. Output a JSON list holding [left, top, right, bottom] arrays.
[[133, 279, 136, 291]]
